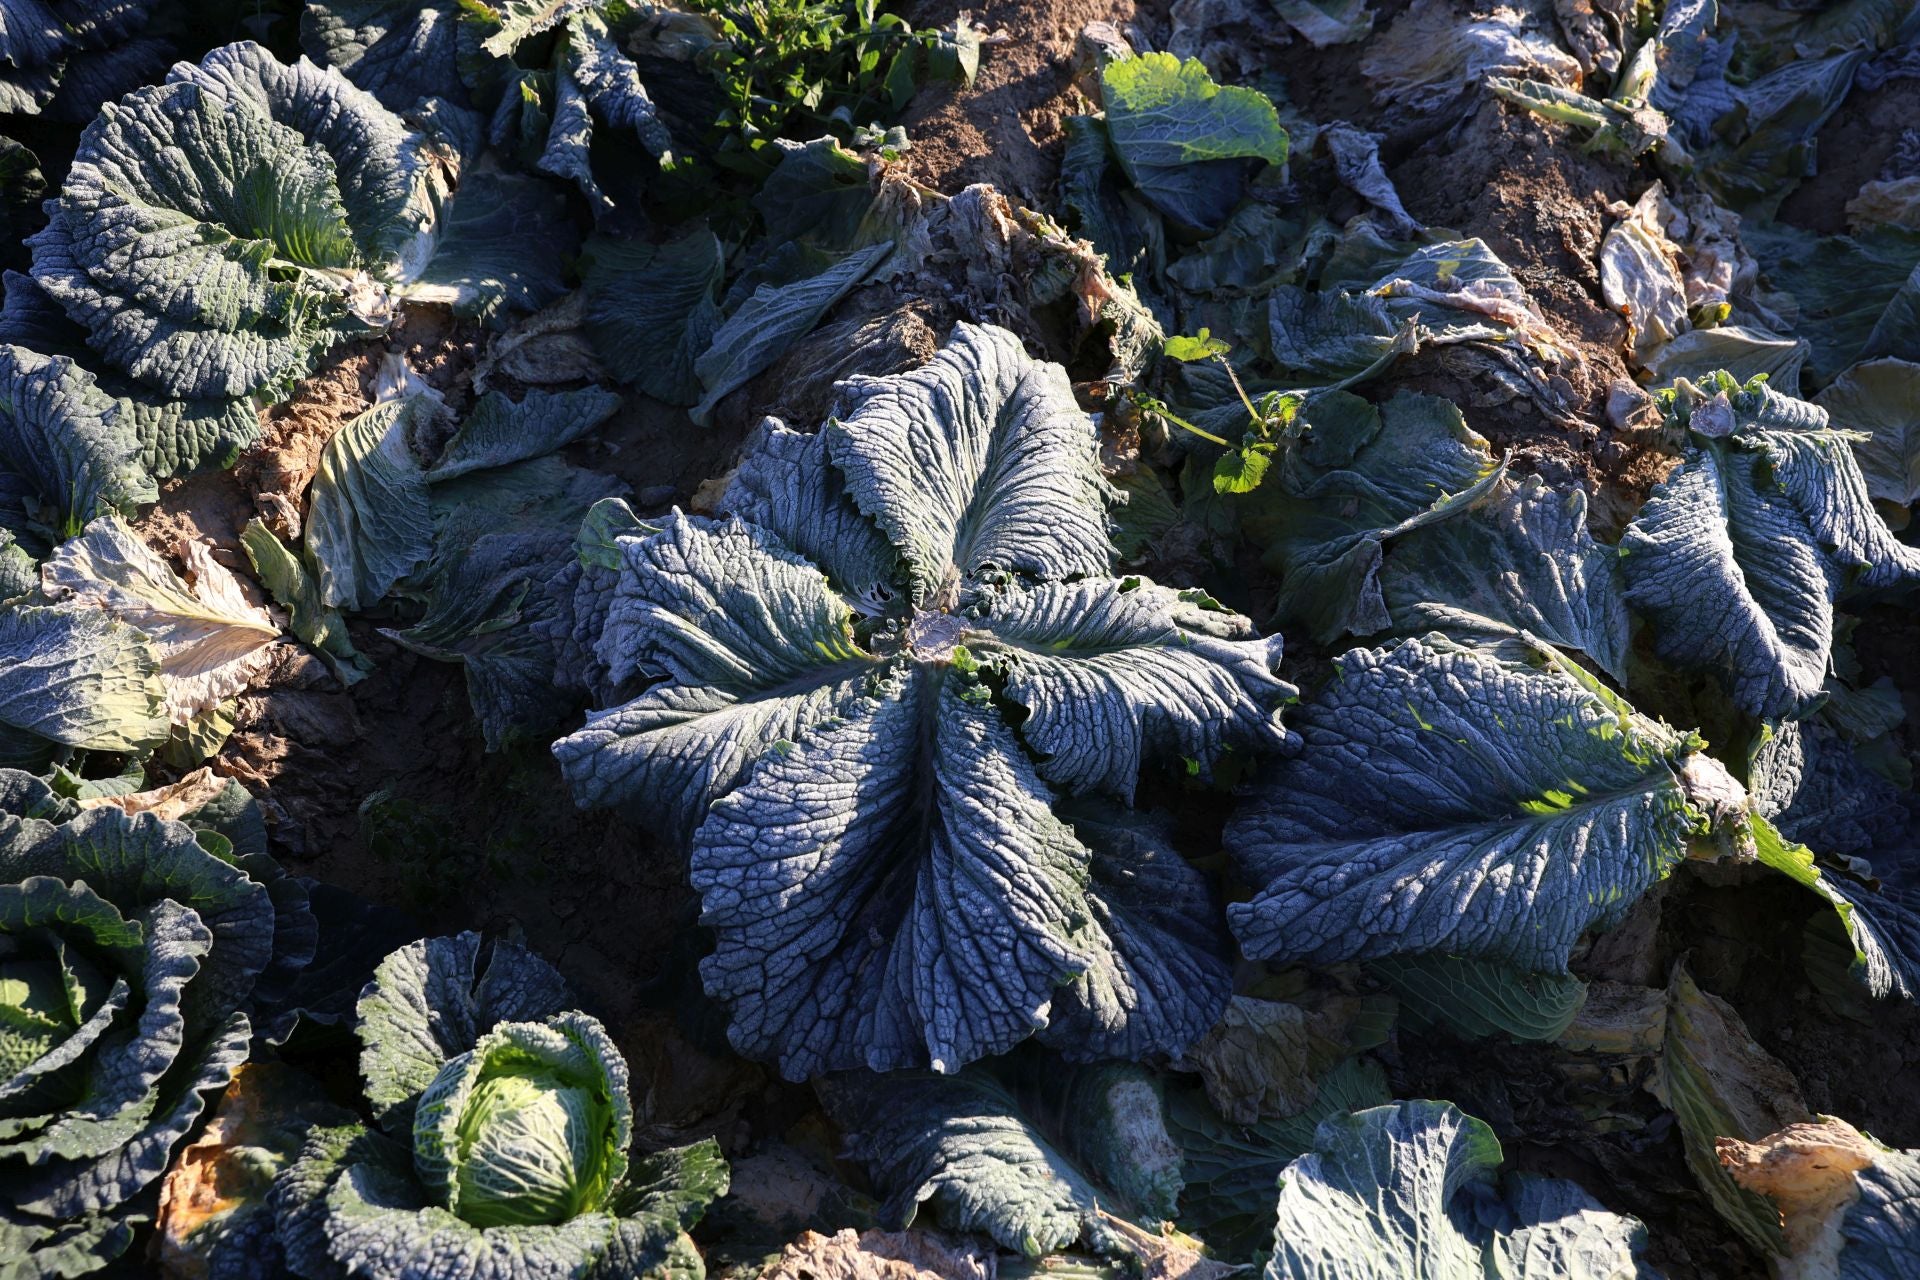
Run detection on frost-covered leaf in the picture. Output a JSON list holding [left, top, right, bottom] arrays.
[[1749, 718, 1907, 857], [1360, 0, 1581, 114], [552, 514, 878, 832], [1250, 390, 1504, 645], [0, 0, 171, 123], [27, 42, 452, 406], [1266, 1100, 1657, 1278], [754, 137, 877, 249], [580, 231, 724, 406], [390, 455, 623, 750], [354, 931, 571, 1124], [692, 241, 892, 425], [1836, 1141, 1920, 1278], [1814, 357, 1920, 507], [0, 344, 154, 543], [0, 271, 260, 481], [692, 667, 1093, 1078], [1099, 52, 1288, 233], [971, 577, 1291, 800], [1036, 804, 1235, 1064], [0, 789, 302, 1276], [824, 1062, 1182, 1257], [427, 385, 621, 480], [719, 418, 900, 606], [42, 516, 282, 730], [407, 171, 574, 325], [1621, 375, 1920, 720], [1639, 324, 1810, 391], [0, 603, 166, 764], [301, 0, 472, 111], [826, 321, 1113, 604], [1693, 50, 1867, 216], [1228, 635, 1729, 972], [1368, 954, 1587, 1043], [1379, 475, 1631, 679]]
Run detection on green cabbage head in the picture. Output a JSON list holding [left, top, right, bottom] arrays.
[[411, 1014, 629, 1229], [270, 933, 728, 1280]]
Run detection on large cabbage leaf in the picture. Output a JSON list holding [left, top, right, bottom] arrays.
[[1746, 223, 1920, 385], [1378, 476, 1631, 679], [389, 449, 626, 750], [0, 602, 166, 767], [1265, 1100, 1658, 1278], [822, 1061, 1183, 1257], [0, 271, 261, 480], [1098, 52, 1288, 233], [1620, 374, 1920, 720], [41, 515, 284, 731], [0, 0, 172, 122], [557, 323, 1291, 1077], [579, 231, 724, 407], [354, 931, 571, 1125], [1228, 634, 1742, 972], [1813, 358, 1920, 507], [301, 0, 475, 111], [1244, 390, 1505, 645]]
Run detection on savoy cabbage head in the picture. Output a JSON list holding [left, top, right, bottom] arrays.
[[0, 769, 312, 1279], [6, 40, 587, 485], [269, 932, 729, 1280], [556, 321, 1295, 1079]]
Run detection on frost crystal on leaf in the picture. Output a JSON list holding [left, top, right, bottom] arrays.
[[557, 322, 1292, 1078]]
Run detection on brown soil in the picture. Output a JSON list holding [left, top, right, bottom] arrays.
[[898, 0, 1139, 203], [1384, 99, 1651, 496]]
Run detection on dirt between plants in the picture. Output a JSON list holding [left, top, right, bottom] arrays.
[[124, 3, 1920, 1272]]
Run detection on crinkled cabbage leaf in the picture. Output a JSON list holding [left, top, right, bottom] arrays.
[[1228, 634, 1744, 973], [556, 322, 1291, 1077]]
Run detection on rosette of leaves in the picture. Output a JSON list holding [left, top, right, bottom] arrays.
[[0, 0, 173, 121], [1227, 633, 1753, 975], [0, 768, 312, 1278], [1621, 372, 1920, 720], [17, 42, 458, 475], [554, 322, 1295, 1079], [269, 932, 730, 1280]]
